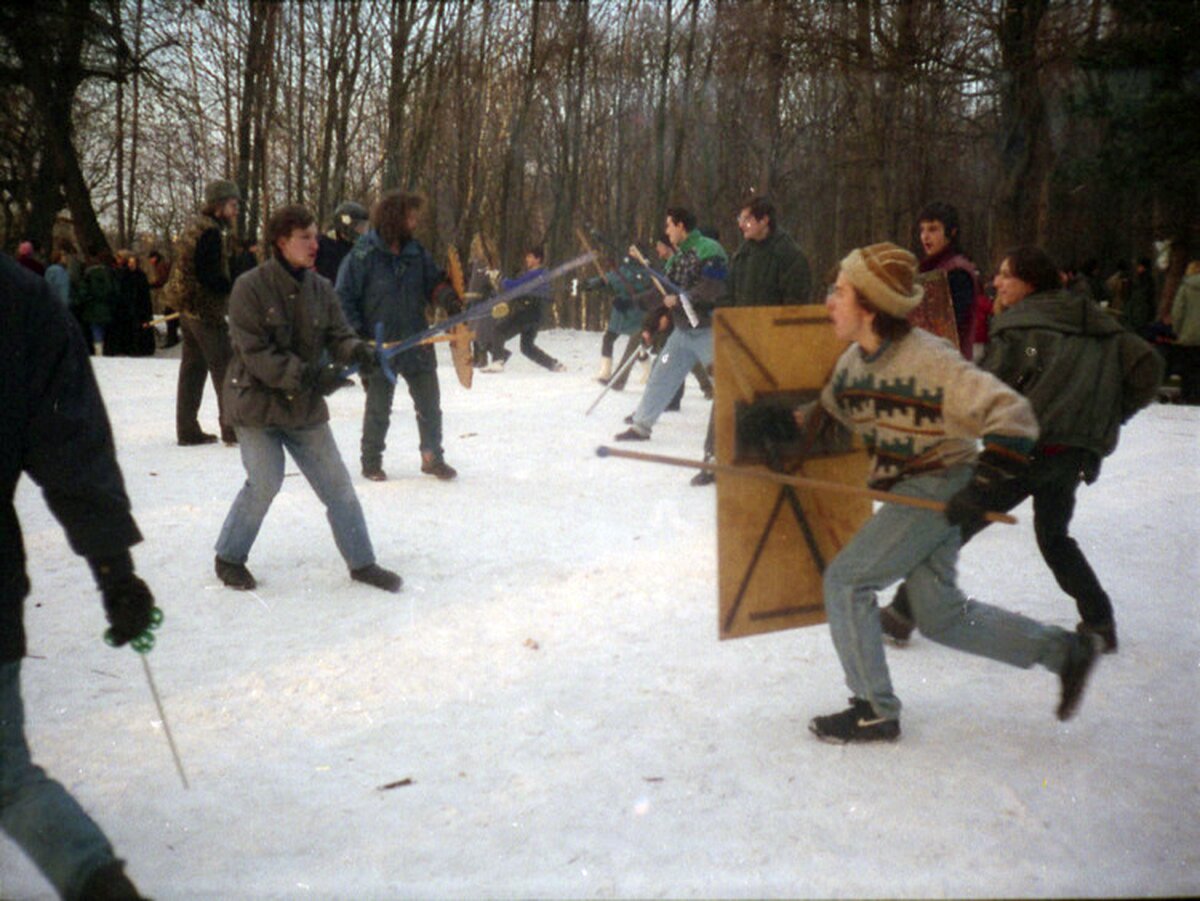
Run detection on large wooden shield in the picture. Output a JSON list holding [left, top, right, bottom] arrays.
[[713, 306, 871, 640]]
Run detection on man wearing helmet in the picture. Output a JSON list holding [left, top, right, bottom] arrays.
[[316, 201, 369, 284]]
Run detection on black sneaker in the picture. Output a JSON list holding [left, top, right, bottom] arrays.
[[614, 426, 650, 441], [77, 859, 144, 900], [880, 602, 915, 645], [1057, 631, 1099, 720], [178, 431, 218, 446], [421, 455, 457, 480], [362, 466, 388, 482], [809, 698, 900, 744], [351, 563, 403, 593], [690, 468, 715, 487], [215, 556, 256, 590], [1077, 620, 1118, 654]]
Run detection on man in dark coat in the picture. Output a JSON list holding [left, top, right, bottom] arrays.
[[1, 253, 157, 899], [213, 205, 401, 593], [335, 191, 461, 482], [171, 178, 240, 446], [692, 196, 812, 486], [315, 200, 369, 284], [881, 245, 1163, 653]]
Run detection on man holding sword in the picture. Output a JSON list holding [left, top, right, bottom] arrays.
[[614, 206, 728, 442]]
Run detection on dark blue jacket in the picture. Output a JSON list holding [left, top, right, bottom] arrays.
[[335, 230, 447, 375], [1, 255, 142, 662]]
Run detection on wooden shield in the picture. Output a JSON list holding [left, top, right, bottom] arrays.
[[713, 305, 870, 640], [911, 269, 958, 345], [445, 247, 473, 389]]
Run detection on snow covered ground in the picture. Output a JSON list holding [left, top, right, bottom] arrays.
[[3, 328, 1199, 899]]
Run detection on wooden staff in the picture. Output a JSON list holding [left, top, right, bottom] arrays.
[[143, 312, 181, 328], [627, 243, 700, 327], [595, 445, 1018, 525]]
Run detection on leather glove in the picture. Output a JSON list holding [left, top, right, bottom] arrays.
[[944, 447, 1027, 530], [304, 362, 354, 396], [89, 552, 159, 649], [352, 341, 379, 373]]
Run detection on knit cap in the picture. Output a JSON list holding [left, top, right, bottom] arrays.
[[204, 179, 240, 206], [840, 242, 923, 316]]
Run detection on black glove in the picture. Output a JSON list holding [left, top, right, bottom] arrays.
[[944, 447, 1027, 531], [90, 552, 158, 649], [737, 402, 800, 449], [352, 341, 379, 374], [304, 362, 355, 396]]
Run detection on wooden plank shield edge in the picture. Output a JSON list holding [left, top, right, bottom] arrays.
[[713, 305, 870, 640]]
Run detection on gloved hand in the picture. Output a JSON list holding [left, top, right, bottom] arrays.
[[89, 552, 159, 650], [944, 447, 1027, 530], [352, 341, 379, 373], [304, 362, 354, 396], [737, 402, 800, 449]]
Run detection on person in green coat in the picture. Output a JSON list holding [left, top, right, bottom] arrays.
[[881, 245, 1163, 653], [691, 197, 813, 485]]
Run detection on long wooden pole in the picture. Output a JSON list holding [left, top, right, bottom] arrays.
[[596, 445, 1018, 525]]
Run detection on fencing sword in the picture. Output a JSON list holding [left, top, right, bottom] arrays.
[[339, 251, 597, 385]]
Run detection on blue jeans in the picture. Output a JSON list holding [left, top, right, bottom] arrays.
[[632, 326, 712, 434], [215, 423, 375, 571], [822, 466, 1073, 721], [1, 660, 117, 899]]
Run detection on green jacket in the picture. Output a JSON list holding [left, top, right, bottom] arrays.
[[663, 229, 729, 329], [728, 229, 812, 306], [982, 290, 1163, 461], [77, 264, 117, 326]]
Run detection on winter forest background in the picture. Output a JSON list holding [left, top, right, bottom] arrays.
[[2, 0, 1198, 323]]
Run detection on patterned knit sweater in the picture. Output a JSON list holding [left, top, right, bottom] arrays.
[[819, 328, 1038, 488]]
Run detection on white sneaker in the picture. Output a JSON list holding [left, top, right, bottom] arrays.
[[483, 359, 506, 373]]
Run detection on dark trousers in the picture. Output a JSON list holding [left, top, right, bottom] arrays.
[[361, 368, 443, 469], [176, 314, 232, 440], [1170, 344, 1200, 403], [603, 332, 642, 390], [492, 305, 560, 370], [894, 447, 1113, 626]]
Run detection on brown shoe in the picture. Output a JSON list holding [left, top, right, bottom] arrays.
[[362, 466, 388, 482], [420, 453, 457, 480]]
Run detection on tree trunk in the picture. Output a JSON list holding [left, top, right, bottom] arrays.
[[991, 0, 1053, 256]]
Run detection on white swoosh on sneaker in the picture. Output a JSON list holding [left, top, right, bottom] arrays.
[[856, 717, 888, 727]]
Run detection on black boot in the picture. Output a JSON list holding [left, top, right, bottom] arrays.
[[78, 859, 144, 900], [215, 556, 256, 590], [351, 563, 403, 593]]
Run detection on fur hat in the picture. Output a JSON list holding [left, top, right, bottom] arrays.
[[840, 242, 923, 316], [204, 179, 240, 206]]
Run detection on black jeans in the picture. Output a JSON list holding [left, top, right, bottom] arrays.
[[361, 368, 443, 469], [491, 304, 560, 370], [893, 447, 1113, 626]]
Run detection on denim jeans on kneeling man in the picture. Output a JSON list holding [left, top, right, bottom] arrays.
[[215, 423, 375, 571]]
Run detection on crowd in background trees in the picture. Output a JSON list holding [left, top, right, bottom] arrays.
[[2, 0, 1197, 329]]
